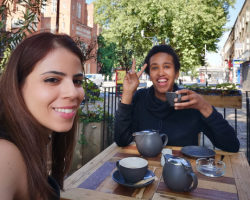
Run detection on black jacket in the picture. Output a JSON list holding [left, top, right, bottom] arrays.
[[114, 85, 240, 152]]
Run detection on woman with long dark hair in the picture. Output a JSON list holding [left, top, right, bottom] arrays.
[[0, 32, 85, 199]]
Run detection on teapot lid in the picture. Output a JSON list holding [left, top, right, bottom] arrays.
[[167, 157, 191, 167], [140, 130, 157, 135]]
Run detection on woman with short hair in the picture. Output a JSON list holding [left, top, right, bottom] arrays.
[[114, 45, 239, 153]]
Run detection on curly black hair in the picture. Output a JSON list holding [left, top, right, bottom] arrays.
[[144, 45, 180, 75]]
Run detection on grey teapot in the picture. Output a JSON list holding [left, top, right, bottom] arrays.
[[132, 129, 168, 157], [162, 154, 198, 192]]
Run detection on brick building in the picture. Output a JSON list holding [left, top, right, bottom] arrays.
[[0, 0, 101, 73], [221, 0, 250, 85]]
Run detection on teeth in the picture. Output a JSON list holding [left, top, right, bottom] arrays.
[[158, 79, 167, 82], [54, 108, 74, 113]]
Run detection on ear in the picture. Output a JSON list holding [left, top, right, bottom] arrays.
[[175, 71, 179, 79]]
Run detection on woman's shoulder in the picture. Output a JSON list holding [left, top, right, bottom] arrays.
[[0, 139, 28, 199]]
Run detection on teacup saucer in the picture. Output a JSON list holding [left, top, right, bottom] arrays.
[[112, 169, 155, 188]]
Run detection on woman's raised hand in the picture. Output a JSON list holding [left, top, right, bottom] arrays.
[[121, 59, 147, 104]]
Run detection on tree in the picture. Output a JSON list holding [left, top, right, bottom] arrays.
[[0, 0, 47, 68], [97, 34, 117, 80], [74, 35, 98, 119], [93, 0, 235, 71]]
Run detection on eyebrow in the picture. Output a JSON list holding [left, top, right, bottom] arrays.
[[150, 62, 173, 66], [41, 71, 83, 77], [73, 73, 84, 78]]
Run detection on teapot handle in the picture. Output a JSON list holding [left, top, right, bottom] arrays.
[[160, 133, 168, 149], [184, 172, 198, 192], [116, 160, 121, 172]]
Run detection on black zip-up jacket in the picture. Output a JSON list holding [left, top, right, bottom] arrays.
[[114, 85, 240, 152]]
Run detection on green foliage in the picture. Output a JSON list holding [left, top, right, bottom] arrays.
[[183, 83, 240, 92], [77, 79, 115, 145], [93, 0, 235, 71], [0, 0, 48, 69], [97, 34, 117, 78], [215, 83, 240, 91], [0, 47, 11, 70], [77, 103, 115, 145]]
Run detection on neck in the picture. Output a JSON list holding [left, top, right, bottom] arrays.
[[155, 92, 167, 102]]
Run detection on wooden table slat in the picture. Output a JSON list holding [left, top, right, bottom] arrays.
[[230, 152, 250, 200]]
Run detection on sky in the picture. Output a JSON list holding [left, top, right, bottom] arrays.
[[207, 0, 245, 66], [86, 0, 93, 4], [86, 0, 245, 66]]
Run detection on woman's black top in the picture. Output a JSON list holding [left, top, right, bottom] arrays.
[[114, 84, 240, 152]]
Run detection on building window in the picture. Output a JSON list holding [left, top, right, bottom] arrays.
[[63, 14, 65, 18], [12, 19, 23, 28], [76, 2, 81, 18], [87, 64, 90, 74], [63, 2, 66, 8], [41, 0, 47, 13], [87, 15, 89, 20], [52, 0, 57, 13], [62, 22, 65, 29], [73, 4, 75, 9], [72, 24, 74, 30]]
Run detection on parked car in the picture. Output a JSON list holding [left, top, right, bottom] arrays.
[[85, 74, 104, 87]]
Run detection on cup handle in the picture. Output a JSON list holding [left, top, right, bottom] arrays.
[[160, 134, 168, 149], [116, 160, 121, 171], [177, 94, 182, 103], [185, 172, 198, 192]]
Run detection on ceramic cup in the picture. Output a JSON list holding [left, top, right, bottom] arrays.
[[166, 92, 187, 106], [116, 157, 148, 183], [161, 149, 173, 166]]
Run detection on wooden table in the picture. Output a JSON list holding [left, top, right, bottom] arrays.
[[61, 143, 250, 200]]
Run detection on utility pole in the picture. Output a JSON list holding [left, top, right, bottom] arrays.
[[205, 44, 208, 87], [56, 0, 60, 33]]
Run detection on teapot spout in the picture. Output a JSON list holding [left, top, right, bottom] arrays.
[[132, 132, 142, 136], [164, 154, 174, 162]]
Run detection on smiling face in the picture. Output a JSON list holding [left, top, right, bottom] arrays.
[[149, 52, 179, 101], [21, 48, 85, 134]]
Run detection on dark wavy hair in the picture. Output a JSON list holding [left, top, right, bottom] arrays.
[[144, 45, 180, 75], [0, 32, 83, 200]]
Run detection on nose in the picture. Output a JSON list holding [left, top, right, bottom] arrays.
[[62, 80, 79, 100], [159, 66, 165, 76]]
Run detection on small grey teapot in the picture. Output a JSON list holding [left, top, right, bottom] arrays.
[[132, 129, 168, 157], [162, 154, 198, 192]]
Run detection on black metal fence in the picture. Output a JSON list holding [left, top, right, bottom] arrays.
[[101, 86, 121, 149], [101, 86, 250, 164]]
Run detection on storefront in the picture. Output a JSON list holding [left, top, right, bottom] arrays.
[[232, 59, 244, 84]]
